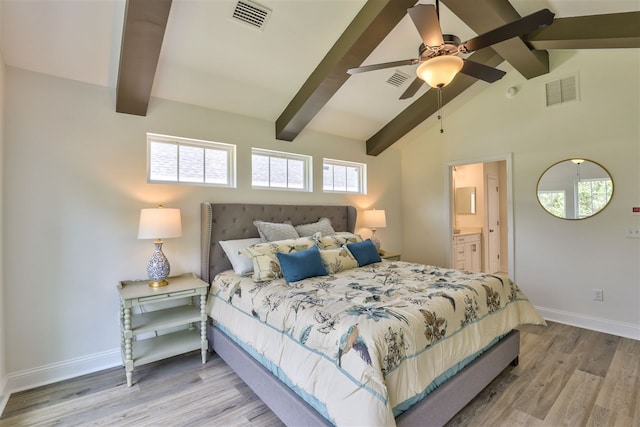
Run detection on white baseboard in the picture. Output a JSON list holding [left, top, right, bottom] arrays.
[[6, 348, 122, 396], [0, 376, 9, 416], [536, 306, 640, 340]]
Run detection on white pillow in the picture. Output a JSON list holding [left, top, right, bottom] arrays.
[[295, 217, 336, 237], [219, 238, 262, 275], [253, 220, 299, 241]]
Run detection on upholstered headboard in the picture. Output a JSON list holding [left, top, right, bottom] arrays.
[[200, 203, 357, 283]]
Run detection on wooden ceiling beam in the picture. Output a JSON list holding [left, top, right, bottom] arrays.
[[366, 49, 504, 156], [526, 12, 640, 50], [441, 0, 549, 79], [275, 0, 416, 142], [116, 0, 172, 116]]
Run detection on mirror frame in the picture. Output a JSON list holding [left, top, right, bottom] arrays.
[[536, 158, 614, 220]]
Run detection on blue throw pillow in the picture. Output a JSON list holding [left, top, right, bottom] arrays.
[[276, 246, 328, 282], [346, 239, 382, 267]]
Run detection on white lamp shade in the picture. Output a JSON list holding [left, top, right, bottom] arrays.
[[138, 207, 182, 239], [416, 55, 464, 88], [362, 209, 387, 229]]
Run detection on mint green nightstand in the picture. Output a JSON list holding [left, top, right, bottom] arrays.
[[118, 273, 208, 386]]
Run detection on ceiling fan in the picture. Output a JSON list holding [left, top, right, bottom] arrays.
[[347, 1, 555, 100]]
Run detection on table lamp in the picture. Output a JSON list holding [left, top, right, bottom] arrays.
[[138, 205, 182, 287], [362, 209, 386, 253]]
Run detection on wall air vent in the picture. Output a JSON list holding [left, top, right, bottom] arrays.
[[545, 75, 578, 107], [232, 0, 271, 31], [387, 70, 411, 88]]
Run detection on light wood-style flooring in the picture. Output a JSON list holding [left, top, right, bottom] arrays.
[[1, 321, 638, 426]]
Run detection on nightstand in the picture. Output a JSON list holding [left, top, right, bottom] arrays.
[[381, 253, 401, 261], [118, 273, 208, 387]]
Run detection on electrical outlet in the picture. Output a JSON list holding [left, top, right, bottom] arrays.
[[593, 288, 603, 302]]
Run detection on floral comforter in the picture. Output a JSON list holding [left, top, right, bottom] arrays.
[[205, 261, 545, 426]]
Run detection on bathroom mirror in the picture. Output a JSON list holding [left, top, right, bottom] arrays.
[[455, 186, 476, 214], [536, 159, 613, 220]]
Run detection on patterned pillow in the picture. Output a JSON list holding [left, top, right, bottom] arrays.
[[294, 217, 336, 237], [318, 232, 363, 249], [319, 247, 358, 275], [240, 234, 320, 282], [253, 220, 299, 242]]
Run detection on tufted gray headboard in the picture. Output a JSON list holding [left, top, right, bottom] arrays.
[[200, 203, 357, 284]]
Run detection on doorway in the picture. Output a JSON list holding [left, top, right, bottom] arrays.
[[447, 155, 514, 279]]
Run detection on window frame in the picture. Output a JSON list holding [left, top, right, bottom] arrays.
[[322, 158, 367, 195], [538, 189, 567, 218], [576, 177, 613, 218], [251, 147, 312, 192], [146, 133, 236, 188]]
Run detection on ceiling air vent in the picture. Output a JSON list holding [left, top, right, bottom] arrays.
[[232, 0, 271, 30], [545, 75, 578, 107], [387, 70, 411, 88]]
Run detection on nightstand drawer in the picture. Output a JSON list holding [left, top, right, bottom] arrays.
[[137, 289, 196, 303]]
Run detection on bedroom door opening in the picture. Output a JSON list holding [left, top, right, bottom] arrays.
[[448, 156, 513, 278]]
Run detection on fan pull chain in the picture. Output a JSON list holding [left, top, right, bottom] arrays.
[[437, 87, 445, 133]]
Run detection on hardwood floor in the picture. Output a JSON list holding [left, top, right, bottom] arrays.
[[1, 321, 638, 426]]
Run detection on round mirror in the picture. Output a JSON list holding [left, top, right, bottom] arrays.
[[537, 159, 614, 220]]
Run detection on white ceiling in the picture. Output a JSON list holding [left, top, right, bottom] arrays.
[[2, 0, 638, 143]]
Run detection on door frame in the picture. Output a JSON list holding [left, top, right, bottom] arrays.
[[445, 153, 515, 281], [486, 174, 501, 273]]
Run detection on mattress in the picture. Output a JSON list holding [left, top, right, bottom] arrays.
[[205, 261, 545, 426]]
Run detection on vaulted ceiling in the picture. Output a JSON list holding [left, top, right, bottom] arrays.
[[2, 0, 639, 155]]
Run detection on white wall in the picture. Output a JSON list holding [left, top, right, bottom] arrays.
[[2, 67, 402, 391], [0, 1, 8, 407], [400, 49, 640, 339]]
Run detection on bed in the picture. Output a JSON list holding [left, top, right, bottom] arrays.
[[201, 203, 545, 426]]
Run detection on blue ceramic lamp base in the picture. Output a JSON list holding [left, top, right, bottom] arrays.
[[147, 241, 171, 287]]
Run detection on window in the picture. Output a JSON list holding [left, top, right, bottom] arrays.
[[323, 158, 366, 194], [147, 133, 236, 187], [538, 190, 566, 218], [577, 178, 613, 218], [251, 148, 312, 191]]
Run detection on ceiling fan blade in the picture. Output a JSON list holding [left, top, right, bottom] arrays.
[[407, 4, 444, 47], [347, 59, 418, 74], [399, 77, 424, 100], [459, 60, 506, 83], [462, 9, 555, 52]]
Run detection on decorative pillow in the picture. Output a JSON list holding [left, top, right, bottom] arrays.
[[276, 246, 328, 282], [319, 247, 358, 275], [318, 232, 363, 249], [219, 238, 262, 275], [240, 234, 319, 282], [346, 239, 382, 267], [294, 217, 336, 237], [253, 220, 299, 242]]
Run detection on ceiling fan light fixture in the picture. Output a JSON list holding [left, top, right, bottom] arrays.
[[416, 55, 464, 88]]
